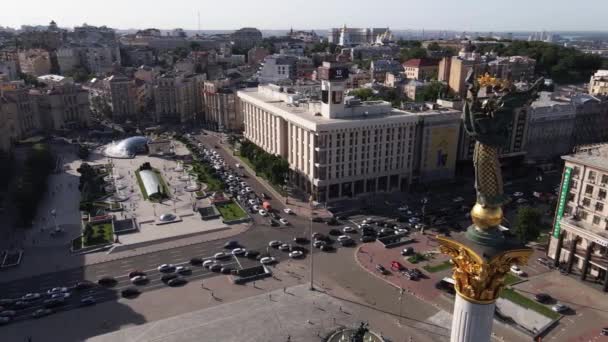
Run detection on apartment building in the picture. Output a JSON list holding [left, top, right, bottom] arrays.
[[32, 82, 90, 131], [202, 80, 242, 132], [18, 49, 52, 76], [548, 145, 608, 292], [0, 83, 41, 140], [108, 75, 137, 122], [238, 62, 460, 202], [402, 58, 439, 81], [588, 70, 608, 97], [153, 73, 205, 123]]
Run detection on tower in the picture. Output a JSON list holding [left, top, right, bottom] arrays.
[[317, 62, 349, 118]]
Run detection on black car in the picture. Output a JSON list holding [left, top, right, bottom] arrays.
[[210, 264, 223, 272], [220, 266, 233, 274], [326, 218, 340, 226], [161, 274, 178, 282], [190, 257, 204, 265], [341, 239, 355, 247], [261, 192, 270, 199], [328, 229, 342, 236], [401, 247, 414, 256], [97, 276, 117, 287], [79, 297, 96, 306], [375, 264, 388, 275], [534, 293, 552, 303], [293, 237, 309, 244], [32, 309, 53, 318], [224, 240, 239, 249], [167, 277, 187, 287], [601, 327, 608, 336], [360, 235, 376, 243], [362, 228, 377, 236], [320, 245, 334, 252], [73, 281, 95, 291], [337, 215, 348, 221], [121, 287, 140, 298], [270, 220, 279, 227], [312, 217, 324, 223], [9, 301, 28, 309], [245, 250, 260, 259], [0, 299, 15, 306], [435, 280, 456, 295], [43, 298, 66, 308]]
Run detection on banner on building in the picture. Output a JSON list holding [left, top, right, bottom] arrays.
[[553, 166, 573, 238]]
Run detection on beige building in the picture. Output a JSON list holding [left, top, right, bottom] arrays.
[[18, 49, 52, 76], [108, 75, 137, 122], [0, 83, 41, 141], [588, 70, 608, 96], [402, 58, 439, 81], [31, 82, 90, 131], [438, 54, 485, 98], [548, 145, 608, 292], [153, 73, 205, 123], [202, 80, 242, 132], [238, 62, 460, 202]]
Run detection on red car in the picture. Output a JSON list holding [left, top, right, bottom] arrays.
[[391, 261, 405, 271]]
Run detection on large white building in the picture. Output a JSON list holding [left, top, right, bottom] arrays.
[[238, 62, 460, 202], [548, 145, 608, 292]]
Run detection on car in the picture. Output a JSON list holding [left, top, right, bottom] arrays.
[[0, 299, 15, 306], [326, 218, 340, 226], [73, 281, 95, 291], [43, 298, 66, 308], [401, 247, 415, 256], [312, 217, 324, 222], [261, 192, 271, 199], [224, 240, 240, 249], [202, 259, 215, 268], [360, 235, 376, 243], [375, 264, 389, 275], [245, 250, 260, 259], [289, 251, 304, 258], [22, 293, 41, 301], [235, 163, 242, 168], [80, 296, 96, 306], [536, 257, 549, 266], [176, 266, 191, 274], [32, 308, 53, 318], [260, 257, 276, 265], [279, 218, 289, 225], [534, 293, 552, 303], [128, 270, 146, 278], [293, 237, 308, 244], [342, 226, 356, 233], [210, 264, 223, 272], [9, 301, 28, 309], [46, 287, 68, 295], [231, 248, 246, 256], [391, 261, 405, 271], [51, 293, 70, 299], [398, 206, 409, 211], [313, 240, 327, 248], [97, 276, 117, 286], [408, 217, 420, 224], [190, 257, 204, 265], [362, 228, 377, 236], [513, 192, 524, 197], [0, 316, 10, 325], [245, 187, 253, 193], [161, 273, 178, 282], [337, 235, 351, 243], [121, 287, 140, 298], [214, 252, 230, 260], [129, 275, 148, 284], [283, 208, 294, 215], [248, 199, 256, 206], [395, 228, 409, 235], [510, 265, 526, 276], [279, 244, 291, 251], [320, 245, 334, 252], [601, 327, 608, 336], [551, 303, 569, 313], [252, 205, 261, 211], [341, 239, 355, 247], [0, 310, 16, 317], [516, 198, 528, 204], [268, 240, 282, 248], [259, 209, 268, 216], [220, 266, 233, 274], [328, 228, 341, 236], [167, 277, 188, 287], [157, 264, 176, 272], [270, 219, 280, 227]]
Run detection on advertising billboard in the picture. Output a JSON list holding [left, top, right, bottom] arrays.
[[553, 166, 572, 238]]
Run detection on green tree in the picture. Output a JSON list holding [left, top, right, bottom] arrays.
[[514, 207, 542, 243], [349, 88, 374, 101], [427, 42, 441, 51], [417, 81, 446, 102]]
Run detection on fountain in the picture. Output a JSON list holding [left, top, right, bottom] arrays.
[[326, 322, 385, 342], [174, 161, 184, 172], [115, 181, 127, 190], [113, 189, 129, 202], [184, 175, 201, 192], [178, 169, 190, 181]]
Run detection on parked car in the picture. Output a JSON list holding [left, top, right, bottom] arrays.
[[279, 244, 291, 251], [283, 208, 294, 215], [343, 226, 356, 233], [22, 293, 41, 301], [289, 251, 304, 258], [210, 264, 223, 272], [260, 257, 277, 265], [202, 260, 215, 268], [0, 316, 10, 325], [176, 266, 191, 274], [190, 257, 204, 265], [337, 235, 351, 243], [43, 298, 66, 308], [231, 248, 246, 256], [401, 247, 415, 256], [32, 308, 53, 318], [313, 240, 327, 248], [157, 264, 175, 272], [0, 310, 16, 317], [551, 303, 569, 313], [73, 281, 95, 291], [224, 240, 240, 249], [534, 293, 552, 303], [167, 277, 188, 287], [97, 277, 117, 287], [279, 218, 289, 225], [268, 240, 282, 248], [293, 237, 308, 244], [220, 266, 233, 274], [390, 261, 405, 271], [328, 229, 342, 236], [360, 235, 376, 243], [121, 287, 140, 298], [320, 245, 334, 252], [510, 265, 526, 276], [128, 270, 146, 278], [312, 217, 323, 223], [46, 287, 68, 295], [214, 252, 230, 260], [161, 274, 178, 282], [245, 250, 260, 259]]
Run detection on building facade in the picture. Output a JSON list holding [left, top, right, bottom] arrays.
[[231, 28, 262, 50], [589, 70, 608, 97], [108, 75, 137, 122], [0, 84, 41, 140], [402, 58, 439, 81], [548, 145, 608, 292], [202, 80, 242, 132], [153, 73, 205, 123], [18, 49, 52, 76], [32, 83, 90, 131]]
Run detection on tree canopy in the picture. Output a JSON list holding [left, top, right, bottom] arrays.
[[514, 206, 543, 243]]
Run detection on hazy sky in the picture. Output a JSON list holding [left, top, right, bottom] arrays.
[[2, 0, 606, 31]]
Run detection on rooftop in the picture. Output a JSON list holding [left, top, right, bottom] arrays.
[[563, 144, 608, 171], [402, 58, 439, 68]]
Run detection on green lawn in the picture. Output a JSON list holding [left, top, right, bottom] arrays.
[[82, 222, 114, 247], [504, 273, 522, 286], [236, 155, 287, 196], [500, 288, 560, 319], [423, 260, 453, 273], [216, 201, 248, 221], [190, 162, 223, 192]]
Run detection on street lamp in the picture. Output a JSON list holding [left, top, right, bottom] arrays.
[[309, 196, 315, 291]]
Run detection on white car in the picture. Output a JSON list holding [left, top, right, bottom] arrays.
[[343, 226, 355, 233], [396, 228, 409, 234], [245, 187, 253, 193], [337, 235, 351, 243], [157, 264, 175, 272], [51, 292, 71, 299], [214, 252, 229, 260], [283, 208, 293, 215], [260, 257, 277, 265], [398, 206, 408, 211], [176, 266, 190, 274], [252, 205, 261, 211], [22, 293, 41, 301], [289, 251, 304, 258], [235, 163, 242, 168], [268, 240, 282, 248], [46, 287, 68, 295], [130, 275, 147, 284], [513, 192, 524, 197], [313, 240, 326, 248], [231, 248, 246, 256], [516, 198, 528, 204], [202, 260, 214, 268], [279, 218, 289, 225], [259, 209, 268, 216], [510, 265, 526, 276]]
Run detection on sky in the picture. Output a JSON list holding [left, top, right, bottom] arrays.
[[1, 0, 607, 32]]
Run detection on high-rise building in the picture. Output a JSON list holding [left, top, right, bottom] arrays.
[[548, 145, 608, 292]]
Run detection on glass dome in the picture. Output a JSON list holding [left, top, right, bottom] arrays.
[[104, 136, 149, 158], [159, 213, 176, 222]]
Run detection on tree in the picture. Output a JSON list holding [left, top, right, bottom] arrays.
[[514, 207, 542, 243], [417, 81, 446, 102], [349, 88, 374, 101], [427, 42, 441, 51]]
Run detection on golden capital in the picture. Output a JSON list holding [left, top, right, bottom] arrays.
[[470, 203, 503, 230], [437, 236, 532, 303]]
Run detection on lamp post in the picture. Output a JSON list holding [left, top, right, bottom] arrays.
[[309, 196, 315, 291]]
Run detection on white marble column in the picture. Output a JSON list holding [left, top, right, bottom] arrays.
[[450, 294, 495, 342]]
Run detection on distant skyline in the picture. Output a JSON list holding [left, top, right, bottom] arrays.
[[2, 0, 607, 32]]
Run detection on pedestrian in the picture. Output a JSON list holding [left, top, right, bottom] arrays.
[[269, 293, 272, 301], [339, 306, 342, 312], [283, 287, 286, 293]]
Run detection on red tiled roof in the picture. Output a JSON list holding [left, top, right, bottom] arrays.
[[402, 58, 438, 68]]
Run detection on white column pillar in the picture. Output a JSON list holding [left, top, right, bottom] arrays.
[[450, 294, 495, 342]]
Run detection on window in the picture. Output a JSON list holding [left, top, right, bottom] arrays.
[[602, 174, 608, 185], [580, 211, 588, 220], [582, 198, 591, 207], [588, 170, 596, 183], [585, 184, 594, 195], [593, 215, 601, 225], [596, 202, 605, 212], [599, 189, 607, 200]]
